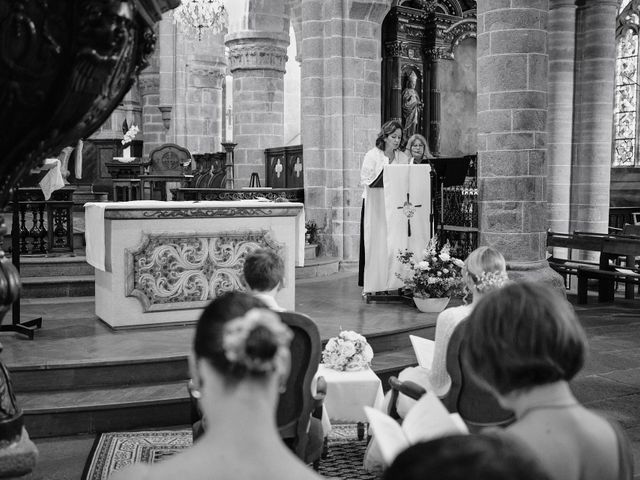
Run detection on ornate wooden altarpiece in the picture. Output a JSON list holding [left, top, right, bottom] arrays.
[[382, 0, 477, 154]]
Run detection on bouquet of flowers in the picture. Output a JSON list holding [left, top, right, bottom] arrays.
[[396, 236, 465, 298], [121, 119, 139, 147], [322, 330, 374, 371]]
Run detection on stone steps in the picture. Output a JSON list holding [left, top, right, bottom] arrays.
[[295, 256, 340, 279], [21, 275, 95, 298], [18, 255, 94, 277], [15, 347, 414, 438]]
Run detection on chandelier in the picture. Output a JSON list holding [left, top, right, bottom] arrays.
[[174, 0, 228, 40]]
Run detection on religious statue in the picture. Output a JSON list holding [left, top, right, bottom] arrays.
[[402, 71, 422, 141]]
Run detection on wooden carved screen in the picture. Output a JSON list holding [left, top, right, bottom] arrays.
[[381, 0, 477, 155]]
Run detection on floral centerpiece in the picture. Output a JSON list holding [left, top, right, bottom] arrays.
[[322, 330, 374, 371], [397, 236, 464, 312]]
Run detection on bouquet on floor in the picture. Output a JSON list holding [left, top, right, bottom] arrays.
[[322, 330, 374, 371], [396, 236, 465, 299]]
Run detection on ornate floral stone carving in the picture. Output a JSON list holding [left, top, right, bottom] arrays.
[[226, 42, 288, 73], [127, 232, 283, 311], [188, 61, 227, 89]]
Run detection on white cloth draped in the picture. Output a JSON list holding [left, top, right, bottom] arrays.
[[363, 164, 431, 293]]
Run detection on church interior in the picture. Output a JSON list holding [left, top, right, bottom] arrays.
[[0, 0, 639, 478]]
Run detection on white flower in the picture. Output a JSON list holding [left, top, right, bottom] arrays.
[[362, 344, 374, 362], [439, 252, 450, 262], [340, 341, 356, 358], [453, 258, 465, 268], [417, 260, 430, 271], [428, 277, 438, 284], [442, 268, 449, 274], [341, 330, 363, 342]]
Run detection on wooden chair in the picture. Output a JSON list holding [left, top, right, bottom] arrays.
[[189, 310, 326, 468], [387, 376, 427, 420], [140, 143, 193, 200], [441, 320, 515, 433]]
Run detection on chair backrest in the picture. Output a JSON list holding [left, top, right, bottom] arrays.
[[622, 223, 640, 237], [441, 320, 515, 432], [148, 143, 191, 174], [277, 311, 322, 459]]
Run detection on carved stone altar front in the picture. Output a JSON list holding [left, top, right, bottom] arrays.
[[87, 201, 304, 328]]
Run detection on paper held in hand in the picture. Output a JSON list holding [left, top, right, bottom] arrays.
[[364, 391, 468, 466], [409, 335, 435, 370]]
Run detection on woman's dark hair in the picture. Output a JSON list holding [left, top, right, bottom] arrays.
[[243, 248, 284, 292], [383, 434, 551, 480], [463, 282, 587, 395], [375, 120, 403, 150], [194, 291, 278, 382]]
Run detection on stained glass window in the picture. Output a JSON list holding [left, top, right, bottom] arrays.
[[614, 0, 640, 166]]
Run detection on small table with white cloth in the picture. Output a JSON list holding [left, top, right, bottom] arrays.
[[315, 364, 385, 439]]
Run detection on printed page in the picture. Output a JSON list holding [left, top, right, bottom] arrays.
[[364, 406, 410, 465], [402, 391, 467, 444], [409, 335, 435, 369]]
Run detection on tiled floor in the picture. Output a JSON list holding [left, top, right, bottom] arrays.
[[5, 273, 640, 479]]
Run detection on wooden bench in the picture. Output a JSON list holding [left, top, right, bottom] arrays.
[[576, 236, 640, 304], [546, 231, 603, 288]]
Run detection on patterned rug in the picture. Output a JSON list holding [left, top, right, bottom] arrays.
[[82, 424, 378, 480]]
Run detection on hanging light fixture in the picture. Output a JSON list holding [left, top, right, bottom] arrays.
[[173, 0, 228, 40]]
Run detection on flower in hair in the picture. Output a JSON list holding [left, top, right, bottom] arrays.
[[475, 271, 509, 293], [222, 309, 293, 373]]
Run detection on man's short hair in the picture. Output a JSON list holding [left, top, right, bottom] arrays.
[[463, 282, 587, 395], [243, 249, 284, 292], [383, 434, 551, 480]]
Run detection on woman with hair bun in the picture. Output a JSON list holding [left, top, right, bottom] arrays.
[[391, 246, 509, 417], [463, 282, 633, 480], [111, 292, 322, 480]]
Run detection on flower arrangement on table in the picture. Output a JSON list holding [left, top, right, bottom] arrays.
[[396, 236, 465, 299], [121, 121, 139, 148], [322, 330, 374, 371]]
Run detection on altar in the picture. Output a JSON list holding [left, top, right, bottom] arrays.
[[85, 200, 305, 329]]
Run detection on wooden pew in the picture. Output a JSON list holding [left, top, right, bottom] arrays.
[[576, 236, 640, 304], [546, 231, 603, 288]]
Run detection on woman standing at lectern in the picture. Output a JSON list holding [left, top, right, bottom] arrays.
[[358, 120, 409, 288]]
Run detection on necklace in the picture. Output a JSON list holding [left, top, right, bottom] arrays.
[[518, 402, 580, 421]]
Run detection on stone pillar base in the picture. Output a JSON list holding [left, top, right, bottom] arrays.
[[507, 259, 566, 296], [0, 428, 38, 478]]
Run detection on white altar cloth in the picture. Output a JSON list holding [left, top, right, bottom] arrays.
[[85, 200, 305, 328]]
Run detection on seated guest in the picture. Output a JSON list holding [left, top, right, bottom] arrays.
[[383, 434, 551, 480], [243, 248, 285, 311], [391, 246, 508, 418], [464, 282, 634, 480], [404, 133, 433, 164], [111, 292, 322, 480]]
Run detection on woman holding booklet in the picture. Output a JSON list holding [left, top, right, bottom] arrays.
[[391, 246, 509, 418]]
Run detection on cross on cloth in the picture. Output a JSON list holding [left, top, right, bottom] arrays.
[[397, 192, 422, 237]]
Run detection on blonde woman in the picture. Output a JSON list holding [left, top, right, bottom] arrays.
[[393, 246, 509, 417], [404, 133, 433, 164]]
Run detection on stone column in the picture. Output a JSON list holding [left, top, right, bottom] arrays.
[[225, 1, 289, 186], [301, 0, 389, 262], [547, 0, 577, 258], [477, 1, 562, 287], [138, 72, 163, 155], [570, 1, 618, 234]]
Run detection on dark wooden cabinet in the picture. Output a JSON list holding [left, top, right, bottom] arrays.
[[265, 145, 303, 188]]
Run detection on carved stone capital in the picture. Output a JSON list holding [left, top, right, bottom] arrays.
[[138, 73, 160, 96], [225, 35, 289, 74], [187, 59, 227, 89]]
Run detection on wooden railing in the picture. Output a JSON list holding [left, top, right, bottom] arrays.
[[11, 187, 75, 255]]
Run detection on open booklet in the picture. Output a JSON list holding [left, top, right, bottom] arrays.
[[409, 334, 435, 370], [365, 391, 468, 466]]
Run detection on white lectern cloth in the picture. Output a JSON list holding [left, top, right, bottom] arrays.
[[363, 164, 431, 293], [85, 200, 305, 272]]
